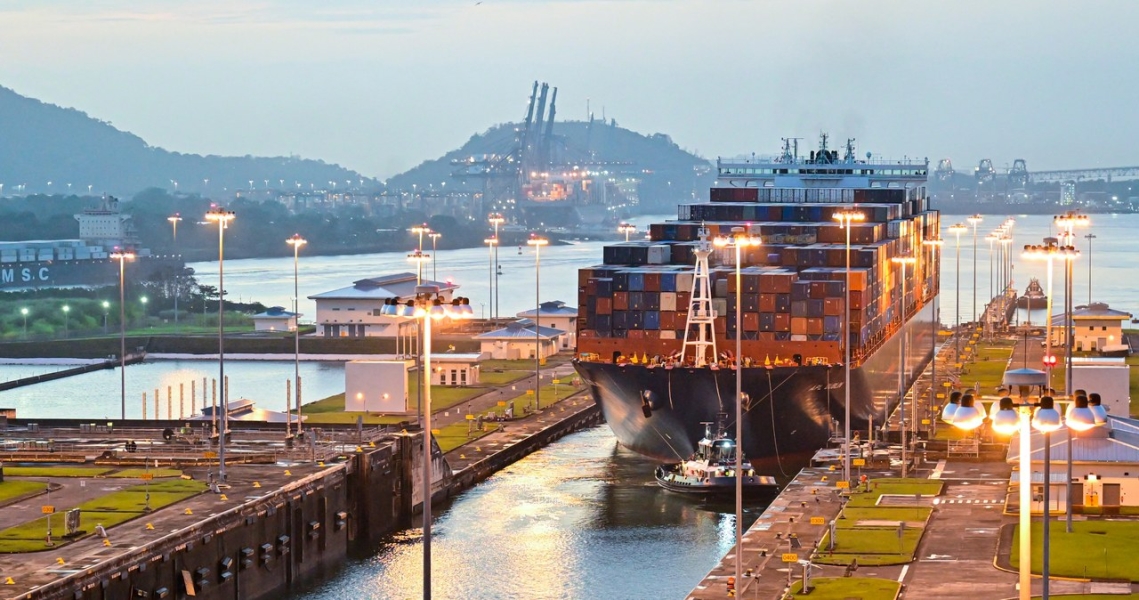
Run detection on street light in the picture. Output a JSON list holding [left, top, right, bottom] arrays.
[[1084, 232, 1093, 302], [833, 208, 864, 486], [618, 222, 636, 242], [985, 386, 1098, 600], [205, 205, 236, 482], [62, 305, 69, 336], [948, 223, 968, 358], [102, 301, 110, 333], [140, 296, 148, 327], [892, 255, 916, 477], [168, 213, 182, 328], [488, 213, 505, 320], [1054, 211, 1089, 532], [527, 234, 549, 412], [409, 225, 431, 284], [713, 225, 761, 594], [287, 233, 307, 438], [923, 238, 944, 436], [20, 307, 28, 338], [967, 214, 983, 324], [484, 236, 498, 322], [381, 289, 473, 600], [1023, 241, 1078, 393], [428, 231, 441, 281], [111, 247, 135, 419], [986, 233, 999, 312]]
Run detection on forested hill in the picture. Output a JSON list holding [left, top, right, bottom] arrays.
[[0, 85, 369, 197]]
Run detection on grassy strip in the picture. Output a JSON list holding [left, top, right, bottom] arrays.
[[3, 467, 112, 478], [107, 468, 183, 479], [1011, 520, 1139, 582], [0, 481, 49, 504], [813, 478, 941, 567], [838, 507, 932, 523], [478, 370, 530, 385], [0, 479, 207, 553], [785, 577, 900, 599]]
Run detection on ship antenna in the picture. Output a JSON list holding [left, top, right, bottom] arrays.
[[681, 224, 718, 368], [845, 138, 856, 163]]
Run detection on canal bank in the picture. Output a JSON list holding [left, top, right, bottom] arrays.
[[0, 384, 598, 600]]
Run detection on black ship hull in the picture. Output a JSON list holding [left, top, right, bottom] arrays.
[[574, 299, 937, 471], [0, 256, 182, 291]]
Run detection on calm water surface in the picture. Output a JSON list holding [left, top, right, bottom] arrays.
[[287, 425, 762, 600]]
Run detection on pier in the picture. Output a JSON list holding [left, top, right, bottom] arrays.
[[0, 353, 146, 392]]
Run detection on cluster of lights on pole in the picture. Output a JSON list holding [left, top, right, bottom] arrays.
[[379, 296, 474, 318]]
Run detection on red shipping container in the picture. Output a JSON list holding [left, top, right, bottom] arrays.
[[743, 313, 760, 332], [644, 273, 661, 292], [614, 292, 629, 311], [807, 318, 824, 335], [759, 294, 777, 312], [774, 313, 791, 332], [824, 298, 843, 316], [849, 291, 863, 311], [596, 297, 613, 315], [676, 292, 691, 310], [660, 311, 678, 329], [809, 281, 827, 299]]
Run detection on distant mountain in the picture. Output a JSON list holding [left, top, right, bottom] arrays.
[[387, 119, 713, 213], [0, 85, 370, 197]]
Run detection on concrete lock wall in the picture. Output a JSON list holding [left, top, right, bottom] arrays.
[[40, 440, 412, 600]]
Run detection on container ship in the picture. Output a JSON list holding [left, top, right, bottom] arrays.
[[573, 136, 939, 472], [0, 196, 180, 291]]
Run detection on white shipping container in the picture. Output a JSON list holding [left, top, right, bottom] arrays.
[[647, 244, 669, 264], [677, 272, 694, 292], [711, 299, 727, 316], [660, 330, 676, 340], [660, 292, 677, 312]]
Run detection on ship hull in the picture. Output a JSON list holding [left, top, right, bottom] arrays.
[[574, 298, 937, 471], [0, 256, 182, 291]]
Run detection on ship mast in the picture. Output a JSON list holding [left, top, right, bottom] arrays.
[[681, 225, 718, 367]]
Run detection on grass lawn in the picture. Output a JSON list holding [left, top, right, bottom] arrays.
[[0, 479, 207, 553], [3, 467, 112, 478], [785, 577, 900, 599], [433, 420, 494, 454], [845, 479, 944, 507], [108, 468, 183, 479], [838, 507, 932, 523], [0, 481, 48, 504], [478, 370, 530, 385], [813, 526, 923, 566], [1011, 520, 1139, 581]]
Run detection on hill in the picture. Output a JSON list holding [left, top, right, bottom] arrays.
[[0, 85, 369, 197], [387, 119, 714, 213]]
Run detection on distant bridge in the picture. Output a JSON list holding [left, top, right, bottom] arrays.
[[1028, 166, 1139, 184]]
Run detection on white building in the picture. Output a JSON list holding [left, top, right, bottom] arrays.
[[516, 301, 578, 350], [345, 360, 411, 413], [1010, 416, 1139, 513], [308, 272, 458, 338], [429, 354, 482, 386], [1049, 302, 1132, 353], [474, 321, 564, 360], [251, 306, 300, 332]]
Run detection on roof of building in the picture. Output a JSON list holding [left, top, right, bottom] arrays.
[[1050, 303, 1132, 326], [252, 306, 300, 319], [308, 272, 458, 301], [516, 300, 578, 318], [1008, 414, 1139, 464], [474, 320, 565, 341], [191, 398, 300, 424]]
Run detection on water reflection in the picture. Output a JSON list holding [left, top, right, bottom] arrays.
[[290, 426, 765, 600]]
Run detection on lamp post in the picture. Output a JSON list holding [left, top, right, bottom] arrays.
[[62, 305, 69, 336], [205, 205, 235, 482], [488, 213, 504, 320], [1023, 241, 1078, 396], [527, 234, 548, 411], [948, 223, 968, 358], [833, 208, 864, 486], [986, 233, 999, 320], [287, 234, 307, 437], [428, 232, 441, 281], [140, 296, 148, 327], [618, 222, 636, 242], [967, 214, 983, 324], [381, 290, 473, 600], [713, 226, 761, 594], [409, 224, 431, 284], [168, 213, 182, 327], [923, 238, 944, 437], [484, 236, 497, 322], [892, 255, 916, 476], [1053, 211, 1089, 532], [20, 307, 28, 339], [111, 247, 135, 419], [102, 301, 110, 334], [1084, 233, 1096, 305]]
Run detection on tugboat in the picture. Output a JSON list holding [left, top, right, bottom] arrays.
[[654, 418, 779, 496], [1016, 278, 1047, 309]]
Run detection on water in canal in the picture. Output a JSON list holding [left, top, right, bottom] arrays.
[[287, 425, 763, 600]]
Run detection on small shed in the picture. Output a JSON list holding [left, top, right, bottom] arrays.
[[474, 321, 564, 360], [429, 353, 482, 386], [252, 306, 300, 332]]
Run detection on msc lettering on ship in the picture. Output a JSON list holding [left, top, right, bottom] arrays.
[[1, 267, 49, 284]]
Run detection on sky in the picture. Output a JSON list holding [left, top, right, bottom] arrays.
[[1, 0, 1137, 180]]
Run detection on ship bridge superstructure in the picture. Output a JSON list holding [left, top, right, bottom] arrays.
[[716, 137, 929, 192]]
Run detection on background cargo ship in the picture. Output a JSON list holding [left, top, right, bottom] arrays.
[[0, 196, 181, 291], [573, 137, 939, 472]]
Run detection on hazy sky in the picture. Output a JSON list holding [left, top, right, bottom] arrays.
[[2, 1, 1136, 179]]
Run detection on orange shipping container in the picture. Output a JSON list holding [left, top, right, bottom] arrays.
[[614, 292, 629, 311], [596, 297, 613, 315], [791, 317, 808, 335]]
